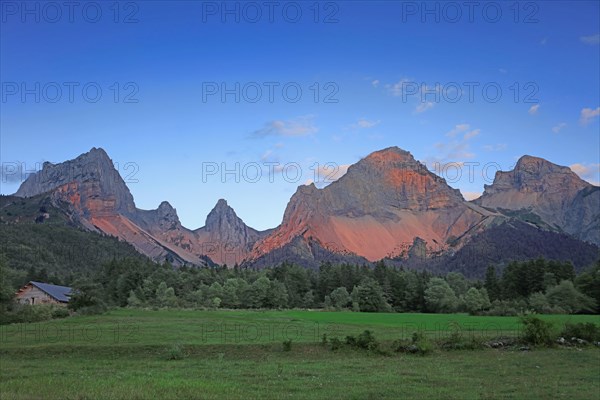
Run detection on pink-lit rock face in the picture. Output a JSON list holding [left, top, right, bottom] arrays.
[[14, 146, 598, 267], [250, 147, 490, 261], [15, 148, 267, 266], [476, 155, 599, 245]]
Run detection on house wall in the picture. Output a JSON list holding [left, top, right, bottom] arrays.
[[15, 285, 63, 306]]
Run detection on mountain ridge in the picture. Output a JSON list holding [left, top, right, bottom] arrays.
[[11, 146, 599, 273]]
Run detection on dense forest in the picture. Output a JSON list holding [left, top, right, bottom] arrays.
[[2, 255, 598, 324], [1, 197, 599, 321]]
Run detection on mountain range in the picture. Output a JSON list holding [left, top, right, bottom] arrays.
[[6, 146, 599, 277]]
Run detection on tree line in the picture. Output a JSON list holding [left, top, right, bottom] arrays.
[[1, 256, 598, 321]]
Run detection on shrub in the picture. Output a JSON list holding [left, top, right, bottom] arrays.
[[485, 300, 519, 316], [438, 329, 482, 350], [329, 337, 343, 351], [51, 307, 70, 319], [395, 331, 433, 355], [356, 330, 379, 351], [520, 315, 555, 346], [343, 330, 380, 351], [9, 304, 54, 323], [167, 344, 185, 360], [411, 331, 433, 355], [560, 322, 600, 342], [282, 339, 292, 352]]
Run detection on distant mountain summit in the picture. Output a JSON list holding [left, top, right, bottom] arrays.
[[250, 147, 496, 263], [193, 199, 269, 265], [475, 155, 599, 244], [13, 148, 263, 266], [16, 147, 136, 216], [12, 146, 599, 275]]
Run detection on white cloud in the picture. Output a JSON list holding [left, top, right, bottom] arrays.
[[431, 124, 481, 163], [540, 38, 547, 45], [433, 141, 475, 161], [570, 163, 600, 186], [260, 150, 273, 161], [371, 79, 380, 88], [446, 124, 470, 137], [499, 68, 508, 74], [528, 104, 540, 115], [483, 143, 507, 152], [580, 34, 600, 45], [415, 101, 434, 113], [251, 115, 318, 138], [353, 118, 381, 129], [386, 78, 413, 97], [552, 122, 567, 133], [580, 107, 600, 126], [463, 129, 481, 140]]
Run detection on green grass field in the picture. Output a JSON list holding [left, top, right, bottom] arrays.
[[1, 309, 599, 399]]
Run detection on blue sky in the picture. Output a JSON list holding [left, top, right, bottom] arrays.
[[1, 1, 599, 230]]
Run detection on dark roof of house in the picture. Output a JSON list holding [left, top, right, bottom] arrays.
[[29, 281, 73, 302]]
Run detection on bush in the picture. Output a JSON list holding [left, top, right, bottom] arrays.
[[395, 331, 433, 355], [520, 315, 555, 346], [282, 339, 292, 352], [343, 330, 380, 351], [3, 304, 70, 324], [51, 307, 70, 319], [356, 330, 379, 351], [560, 322, 600, 342], [438, 330, 482, 350], [329, 337, 343, 351], [411, 331, 433, 355], [485, 300, 519, 316], [345, 335, 357, 347], [167, 344, 185, 360]]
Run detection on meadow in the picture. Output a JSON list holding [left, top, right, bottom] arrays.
[[1, 309, 599, 399]]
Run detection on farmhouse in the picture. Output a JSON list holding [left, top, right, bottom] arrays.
[[15, 281, 73, 306]]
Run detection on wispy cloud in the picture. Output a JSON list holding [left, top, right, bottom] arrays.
[[371, 79, 380, 88], [528, 104, 540, 115], [540, 38, 547, 45], [386, 78, 413, 96], [431, 123, 481, 163], [570, 163, 600, 186], [463, 129, 480, 140], [446, 124, 470, 137], [351, 118, 381, 129], [552, 122, 567, 133], [415, 101, 434, 113], [580, 34, 600, 45], [483, 143, 507, 152], [251, 115, 318, 138], [580, 107, 600, 125]]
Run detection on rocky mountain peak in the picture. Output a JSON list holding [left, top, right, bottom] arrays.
[[156, 201, 179, 223], [15, 147, 136, 215], [363, 146, 415, 163], [475, 155, 598, 245], [158, 200, 175, 212], [205, 199, 244, 232], [482, 155, 589, 196]]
